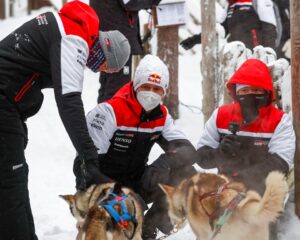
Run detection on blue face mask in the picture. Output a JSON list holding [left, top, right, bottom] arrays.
[[86, 40, 106, 72]]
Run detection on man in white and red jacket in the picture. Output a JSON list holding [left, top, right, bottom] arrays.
[[197, 59, 295, 195], [74, 55, 197, 240], [0, 1, 130, 239]]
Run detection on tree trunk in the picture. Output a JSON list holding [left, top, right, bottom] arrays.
[[28, 0, 52, 14], [291, 0, 300, 218], [0, 0, 5, 19], [157, 26, 179, 119], [201, 0, 217, 122]]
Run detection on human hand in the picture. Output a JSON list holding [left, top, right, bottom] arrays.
[[219, 134, 241, 157], [180, 34, 201, 50], [141, 154, 171, 190], [75, 159, 110, 191], [153, 0, 162, 5]]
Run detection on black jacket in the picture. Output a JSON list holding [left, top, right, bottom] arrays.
[[90, 0, 160, 55], [0, 1, 100, 164], [223, 0, 277, 49], [77, 83, 196, 182]]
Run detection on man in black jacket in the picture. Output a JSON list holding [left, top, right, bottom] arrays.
[[90, 0, 161, 103], [0, 1, 130, 239]]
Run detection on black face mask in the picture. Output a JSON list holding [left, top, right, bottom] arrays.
[[236, 93, 271, 124]]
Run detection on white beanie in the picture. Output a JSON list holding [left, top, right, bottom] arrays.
[[133, 55, 169, 94], [236, 84, 250, 93]]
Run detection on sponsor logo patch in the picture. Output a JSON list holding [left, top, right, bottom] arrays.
[[148, 73, 161, 84]]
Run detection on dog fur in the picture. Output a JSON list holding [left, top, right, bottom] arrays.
[[160, 171, 288, 240], [60, 183, 143, 240]]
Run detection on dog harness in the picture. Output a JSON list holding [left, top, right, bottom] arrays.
[[198, 182, 245, 240], [97, 192, 137, 239]]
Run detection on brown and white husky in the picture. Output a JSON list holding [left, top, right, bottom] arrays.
[[160, 171, 288, 240], [60, 182, 143, 240]]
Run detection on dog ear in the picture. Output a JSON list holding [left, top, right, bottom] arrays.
[[159, 183, 174, 197], [59, 194, 75, 206]]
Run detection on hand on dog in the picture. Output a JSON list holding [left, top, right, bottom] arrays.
[[75, 159, 110, 191], [142, 154, 171, 190], [219, 134, 241, 157]]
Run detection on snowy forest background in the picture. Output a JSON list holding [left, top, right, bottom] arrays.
[[0, 0, 299, 239]]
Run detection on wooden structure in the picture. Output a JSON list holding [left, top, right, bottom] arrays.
[[28, 0, 52, 14], [157, 26, 180, 119], [291, 0, 300, 218], [0, 0, 5, 19], [201, 0, 217, 122], [153, 0, 187, 119]]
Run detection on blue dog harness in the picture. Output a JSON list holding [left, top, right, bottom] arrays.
[[97, 192, 137, 231]]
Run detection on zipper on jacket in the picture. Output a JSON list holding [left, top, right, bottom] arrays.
[[14, 73, 39, 103]]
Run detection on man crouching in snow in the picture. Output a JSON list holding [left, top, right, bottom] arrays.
[[0, 1, 130, 239], [196, 58, 295, 195], [73, 54, 197, 240]]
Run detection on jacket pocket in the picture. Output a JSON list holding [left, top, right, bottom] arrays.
[[14, 73, 39, 103]]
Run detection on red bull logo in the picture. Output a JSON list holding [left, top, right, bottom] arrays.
[[148, 73, 161, 84]]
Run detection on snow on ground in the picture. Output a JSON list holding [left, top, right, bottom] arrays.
[[0, 3, 299, 240]]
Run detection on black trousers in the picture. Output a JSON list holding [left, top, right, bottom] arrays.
[[97, 56, 132, 103], [0, 95, 38, 240]]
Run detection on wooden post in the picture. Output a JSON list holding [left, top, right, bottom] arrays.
[[201, 0, 217, 122], [28, 0, 52, 14], [0, 0, 5, 19], [157, 26, 179, 119], [291, 0, 300, 218], [9, 0, 14, 17]]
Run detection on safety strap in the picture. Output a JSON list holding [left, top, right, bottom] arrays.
[[209, 192, 245, 240]]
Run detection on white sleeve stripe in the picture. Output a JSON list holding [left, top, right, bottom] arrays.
[[218, 128, 273, 138], [197, 109, 220, 149], [61, 35, 88, 95], [230, 2, 253, 7], [86, 103, 117, 154], [117, 126, 164, 133], [268, 113, 295, 168], [53, 12, 66, 36], [162, 114, 188, 141]]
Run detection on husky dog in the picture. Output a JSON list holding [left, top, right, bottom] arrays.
[[160, 171, 288, 240], [60, 182, 143, 240]]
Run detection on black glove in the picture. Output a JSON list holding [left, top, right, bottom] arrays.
[[180, 34, 201, 50], [153, 0, 162, 5], [219, 134, 241, 157], [141, 154, 171, 190], [74, 157, 110, 190]]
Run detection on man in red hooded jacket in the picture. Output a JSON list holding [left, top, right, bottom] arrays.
[[0, 1, 130, 239], [196, 59, 295, 195]]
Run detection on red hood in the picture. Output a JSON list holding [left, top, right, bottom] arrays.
[[59, 0, 99, 48], [226, 59, 274, 100]]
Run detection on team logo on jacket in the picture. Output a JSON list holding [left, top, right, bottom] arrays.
[[148, 74, 161, 84], [36, 14, 48, 25], [254, 139, 268, 146]]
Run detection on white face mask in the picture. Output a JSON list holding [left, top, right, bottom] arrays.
[[137, 91, 162, 112]]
